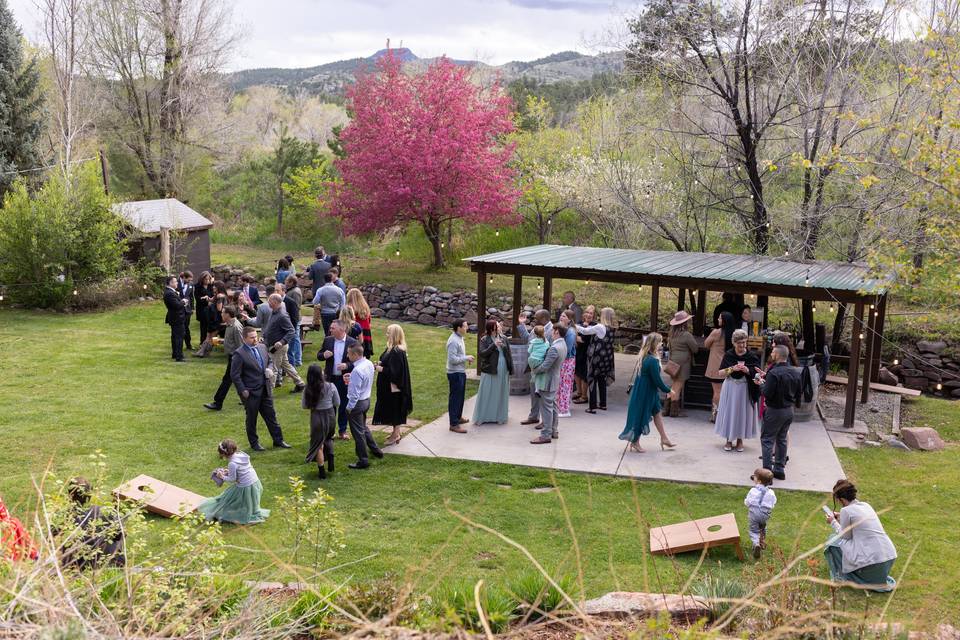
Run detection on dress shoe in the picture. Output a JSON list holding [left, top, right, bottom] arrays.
[[534, 423, 544, 430], [203, 402, 222, 411], [291, 384, 305, 394], [274, 441, 292, 449], [458, 418, 469, 425], [530, 437, 552, 444], [449, 426, 468, 433], [372, 448, 384, 459], [773, 470, 786, 481], [552, 432, 558, 439], [251, 443, 266, 452], [174, 358, 186, 362], [317, 465, 328, 479], [348, 462, 370, 470], [521, 417, 540, 425]]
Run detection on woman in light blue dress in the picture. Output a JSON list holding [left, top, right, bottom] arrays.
[[198, 439, 269, 525], [472, 319, 514, 425]]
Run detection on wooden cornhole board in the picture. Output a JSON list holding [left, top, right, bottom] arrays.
[[649, 513, 745, 561], [114, 474, 205, 518]]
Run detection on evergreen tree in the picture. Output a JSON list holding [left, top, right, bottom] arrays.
[[0, 0, 44, 199]]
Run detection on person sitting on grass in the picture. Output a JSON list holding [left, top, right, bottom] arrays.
[[823, 479, 897, 592], [198, 439, 270, 525], [60, 477, 125, 569]]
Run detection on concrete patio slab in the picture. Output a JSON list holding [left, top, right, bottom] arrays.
[[390, 354, 844, 493]]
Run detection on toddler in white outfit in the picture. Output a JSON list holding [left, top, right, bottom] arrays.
[[744, 468, 777, 559]]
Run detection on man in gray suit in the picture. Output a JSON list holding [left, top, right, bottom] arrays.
[[529, 324, 568, 444], [231, 326, 290, 451], [263, 293, 305, 392]]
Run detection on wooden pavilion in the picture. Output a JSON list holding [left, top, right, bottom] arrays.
[[467, 244, 893, 429]]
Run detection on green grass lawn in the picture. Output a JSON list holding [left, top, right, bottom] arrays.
[[0, 302, 958, 628]]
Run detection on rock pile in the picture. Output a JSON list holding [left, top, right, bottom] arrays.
[[886, 339, 960, 398]]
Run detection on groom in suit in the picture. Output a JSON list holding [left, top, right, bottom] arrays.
[[231, 326, 290, 451], [317, 319, 357, 438], [162, 275, 186, 362], [529, 324, 568, 444]]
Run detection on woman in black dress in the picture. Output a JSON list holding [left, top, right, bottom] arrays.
[[372, 324, 413, 446], [573, 305, 596, 404], [193, 271, 215, 357]]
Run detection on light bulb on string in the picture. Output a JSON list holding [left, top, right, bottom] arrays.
[[73, 289, 78, 296], [830, 304, 835, 313], [495, 229, 500, 237], [441, 242, 445, 249], [870, 303, 875, 310], [859, 333, 865, 340], [638, 284, 642, 291], [893, 358, 899, 366], [142, 283, 148, 291], [547, 219, 552, 225], [812, 304, 817, 313], [537, 279, 541, 291], [937, 383, 943, 391], [488, 275, 493, 285]]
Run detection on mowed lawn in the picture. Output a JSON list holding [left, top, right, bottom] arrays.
[[0, 302, 958, 627]]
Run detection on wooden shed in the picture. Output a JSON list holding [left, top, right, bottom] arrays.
[[115, 198, 213, 276]]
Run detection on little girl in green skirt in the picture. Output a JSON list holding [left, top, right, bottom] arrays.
[[198, 439, 269, 525]]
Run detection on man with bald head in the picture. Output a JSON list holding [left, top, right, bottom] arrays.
[[754, 344, 801, 481]]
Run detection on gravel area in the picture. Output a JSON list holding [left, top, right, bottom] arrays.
[[818, 382, 898, 440]]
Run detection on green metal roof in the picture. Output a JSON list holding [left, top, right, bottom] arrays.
[[466, 245, 889, 297]]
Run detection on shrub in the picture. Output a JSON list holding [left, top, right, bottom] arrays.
[[691, 573, 748, 622], [437, 580, 517, 633], [272, 476, 344, 573], [0, 164, 125, 309], [507, 571, 574, 621]]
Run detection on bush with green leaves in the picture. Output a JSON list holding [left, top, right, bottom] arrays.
[[0, 164, 125, 308], [273, 476, 344, 573], [691, 573, 748, 622]]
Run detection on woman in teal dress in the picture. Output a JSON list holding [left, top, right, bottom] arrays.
[[472, 319, 514, 425], [620, 333, 678, 452]]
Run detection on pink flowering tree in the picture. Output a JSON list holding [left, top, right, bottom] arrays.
[[329, 51, 520, 267]]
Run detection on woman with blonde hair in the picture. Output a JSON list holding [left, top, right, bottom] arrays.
[[373, 324, 413, 445], [339, 304, 363, 341], [577, 306, 617, 414], [573, 305, 596, 403], [346, 288, 374, 358], [620, 333, 678, 452]]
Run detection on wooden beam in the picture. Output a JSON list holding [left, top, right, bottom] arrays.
[[677, 288, 686, 312], [861, 297, 878, 404], [650, 284, 660, 332], [844, 301, 864, 428], [542, 276, 552, 314], [826, 374, 920, 397], [694, 289, 707, 334], [476, 268, 486, 374], [511, 274, 523, 341]]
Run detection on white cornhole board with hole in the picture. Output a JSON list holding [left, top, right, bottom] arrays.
[[649, 512, 745, 561], [113, 474, 205, 518]]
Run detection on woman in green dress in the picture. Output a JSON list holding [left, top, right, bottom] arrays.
[[620, 333, 678, 452], [472, 319, 514, 425], [198, 439, 269, 525]]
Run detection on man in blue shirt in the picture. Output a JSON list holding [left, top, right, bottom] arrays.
[[344, 343, 383, 469]]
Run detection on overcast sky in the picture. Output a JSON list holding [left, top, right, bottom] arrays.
[[7, 0, 626, 70]]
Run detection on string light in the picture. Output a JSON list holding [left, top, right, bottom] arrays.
[[859, 333, 865, 340], [547, 219, 552, 225], [0, 293, 4, 302], [870, 303, 875, 310], [585, 278, 590, 285], [495, 229, 500, 237], [72, 289, 78, 296], [937, 383, 943, 391], [893, 358, 899, 366], [440, 242, 445, 249], [812, 304, 817, 312], [830, 304, 835, 313], [537, 279, 541, 291], [395, 243, 401, 257], [142, 284, 147, 290], [488, 275, 493, 284], [638, 284, 642, 291]]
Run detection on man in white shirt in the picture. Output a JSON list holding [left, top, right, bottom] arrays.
[[344, 343, 383, 469]]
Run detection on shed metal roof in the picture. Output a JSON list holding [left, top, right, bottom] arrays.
[[113, 198, 213, 234], [467, 245, 889, 297]]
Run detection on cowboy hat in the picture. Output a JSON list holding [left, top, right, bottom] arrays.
[[669, 310, 693, 326]]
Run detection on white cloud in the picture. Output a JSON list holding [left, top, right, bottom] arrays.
[[7, 0, 622, 70]]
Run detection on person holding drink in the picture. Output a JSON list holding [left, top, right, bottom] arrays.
[[714, 329, 761, 452]]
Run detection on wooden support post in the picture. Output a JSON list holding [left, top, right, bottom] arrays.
[[98, 148, 110, 195], [476, 269, 487, 373], [160, 227, 171, 272], [861, 297, 878, 404], [542, 276, 552, 314], [869, 294, 888, 383], [844, 301, 864, 428], [693, 289, 707, 335], [650, 284, 660, 333], [677, 288, 686, 312], [511, 274, 523, 340]]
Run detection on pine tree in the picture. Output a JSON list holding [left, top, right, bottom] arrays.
[[0, 0, 44, 199]]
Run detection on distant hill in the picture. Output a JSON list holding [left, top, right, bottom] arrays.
[[225, 48, 624, 96]]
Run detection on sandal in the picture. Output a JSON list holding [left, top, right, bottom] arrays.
[[723, 442, 733, 452]]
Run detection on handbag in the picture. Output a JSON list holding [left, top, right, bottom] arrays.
[[663, 359, 681, 378]]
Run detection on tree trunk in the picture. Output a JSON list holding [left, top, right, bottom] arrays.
[[423, 219, 445, 268], [831, 303, 847, 353], [159, 0, 184, 198], [277, 182, 284, 235]]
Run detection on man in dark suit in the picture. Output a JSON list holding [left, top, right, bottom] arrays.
[[243, 275, 262, 307], [317, 319, 356, 438], [177, 271, 194, 351], [163, 275, 186, 362], [231, 326, 291, 451], [305, 246, 331, 297]]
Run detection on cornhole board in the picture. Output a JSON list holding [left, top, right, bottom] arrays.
[[649, 513, 745, 561], [113, 474, 205, 518]]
